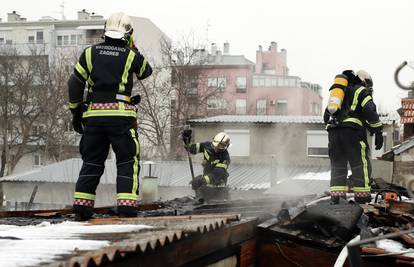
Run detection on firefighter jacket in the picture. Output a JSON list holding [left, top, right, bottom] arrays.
[[68, 38, 152, 125], [324, 84, 382, 134], [187, 141, 230, 174]]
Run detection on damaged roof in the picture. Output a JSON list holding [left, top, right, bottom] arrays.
[[0, 213, 246, 267], [380, 136, 414, 161]]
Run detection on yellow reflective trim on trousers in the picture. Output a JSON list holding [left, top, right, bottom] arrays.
[[82, 110, 137, 118], [353, 187, 371, 192], [204, 175, 211, 184], [343, 117, 363, 126], [85, 47, 93, 73], [74, 192, 96, 200], [216, 163, 228, 169], [130, 128, 140, 195], [360, 141, 370, 191], [204, 150, 210, 161], [330, 186, 348, 191], [75, 62, 88, 80], [196, 143, 200, 153], [119, 51, 135, 93], [351, 87, 364, 111], [117, 193, 138, 200], [369, 121, 382, 128], [361, 96, 372, 107], [138, 58, 147, 78], [69, 102, 81, 109]]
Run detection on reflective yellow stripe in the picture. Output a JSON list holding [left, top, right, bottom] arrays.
[[74, 192, 96, 200], [360, 141, 370, 191], [334, 77, 348, 86], [353, 187, 371, 192], [138, 58, 147, 78], [117, 193, 138, 200], [361, 96, 372, 107], [119, 51, 136, 93], [343, 117, 363, 126], [196, 143, 200, 153], [204, 175, 211, 184], [216, 163, 228, 169], [351, 87, 364, 111], [82, 110, 137, 118], [130, 128, 140, 195], [75, 62, 88, 80], [369, 121, 382, 128], [87, 77, 94, 86], [85, 47, 93, 73], [204, 150, 210, 161], [330, 186, 348, 191], [69, 102, 81, 109]]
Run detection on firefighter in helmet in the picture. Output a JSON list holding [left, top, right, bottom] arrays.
[[68, 12, 152, 220], [324, 70, 383, 204], [182, 130, 231, 190]]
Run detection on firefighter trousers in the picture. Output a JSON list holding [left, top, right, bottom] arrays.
[[328, 127, 372, 203], [73, 124, 140, 216]]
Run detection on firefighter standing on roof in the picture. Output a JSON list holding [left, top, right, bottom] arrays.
[[68, 12, 152, 220], [182, 129, 231, 190], [324, 70, 383, 204]]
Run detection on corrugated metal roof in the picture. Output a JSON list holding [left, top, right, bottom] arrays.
[[0, 214, 240, 267], [1, 159, 329, 191], [189, 115, 324, 124], [189, 115, 396, 125]]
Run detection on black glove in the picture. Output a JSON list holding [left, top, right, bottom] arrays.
[[71, 109, 84, 134], [131, 95, 141, 105], [375, 132, 383, 150], [182, 127, 192, 145]]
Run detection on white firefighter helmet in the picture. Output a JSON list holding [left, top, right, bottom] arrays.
[[356, 69, 373, 88], [212, 132, 230, 151], [104, 12, 133, 40]]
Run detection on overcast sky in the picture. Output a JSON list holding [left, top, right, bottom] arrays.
[[2, 0, 414, 113]]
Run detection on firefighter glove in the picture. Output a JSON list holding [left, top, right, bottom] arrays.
[[131, 95, 141, 105], [71, 108, 84, 134], [375, 132, 383, 150], [182, 128, 192, 145]]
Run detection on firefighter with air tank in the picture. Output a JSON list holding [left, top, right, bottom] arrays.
[[324, 70, 383, 204]]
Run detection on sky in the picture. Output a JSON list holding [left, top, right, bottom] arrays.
[[2, 0, 414, 113]]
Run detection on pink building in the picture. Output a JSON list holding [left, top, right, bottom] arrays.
[[187, 42, 322, 117]]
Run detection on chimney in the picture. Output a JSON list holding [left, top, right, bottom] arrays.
[[216, 50, 222, 63], [223, 42, 230, 55], [269, 41, 277, 52], [211, 43, 217, 55], [256, 45, 263, 74], [90, 12, 104, 20], [280, 48, 287, 63], [77, 9, 90, 20], [7, 11, 21, 22]]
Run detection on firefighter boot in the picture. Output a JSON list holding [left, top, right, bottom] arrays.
[[117, 206, 138, 217], [73, 205, 93, 221]]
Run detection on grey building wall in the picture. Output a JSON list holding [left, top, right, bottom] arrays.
[[190, 122, 395, 180]]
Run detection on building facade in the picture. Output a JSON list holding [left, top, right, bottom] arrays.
[[0, 10, 169, 174], [184, 42, 322, 118]]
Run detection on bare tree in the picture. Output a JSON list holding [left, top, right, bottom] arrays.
[[136, 35, 223, 160]]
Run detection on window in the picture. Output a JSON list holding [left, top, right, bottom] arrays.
[[70, 34, 77, 45], [276, 100, 288, 115], [236, 99, 247, 115], [217, 77, 226, 90], [307, 130, 329, 157], [208, 77, 217, 88], [371, 133, 386, 159], [225, 129, 250, 157], [393, 130, 400, 143], [63, 35, 69, 45], [236, 76, 247, 93], [57, 36, 62, 46], [28, 35, 35, 43], [207, 98, 227, 109], [36, 31, 43, 44], [33, 154, 43, 166], [0, 37, 4, 44], [256, 99, 267, 115]]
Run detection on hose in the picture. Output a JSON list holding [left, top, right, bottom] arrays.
[[334, 235, 361, 267], [394, 61, 414, 90]]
